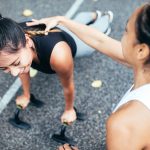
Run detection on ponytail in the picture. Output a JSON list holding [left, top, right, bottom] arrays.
[[19, 21, 49, 36]]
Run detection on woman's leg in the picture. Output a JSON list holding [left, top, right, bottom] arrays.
[[74, 11, 113, 57], [89, 11, 113, 35], [58, 11, 113, 58], [72, 11, 100, 24]]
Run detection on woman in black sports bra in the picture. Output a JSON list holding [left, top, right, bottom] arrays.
[[0, 11, 112, 124]]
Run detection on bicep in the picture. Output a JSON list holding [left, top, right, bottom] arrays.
[[50, 41, 74, 86]]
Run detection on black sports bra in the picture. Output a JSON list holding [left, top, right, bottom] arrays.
[[19, 21, 77, 74], [31, 29, 77, 74]]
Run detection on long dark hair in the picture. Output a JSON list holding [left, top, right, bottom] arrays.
[[136, 3, 150, 46], [0, 14, 26, 53], [19, 21, 47, 37], [0, 14, 49, 54], [135, 3, 150, 63]]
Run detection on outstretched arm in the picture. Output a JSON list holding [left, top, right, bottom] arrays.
[[58, 17, 129, 66], [50, 41, 76, 124], [27, 16, 129, 67]]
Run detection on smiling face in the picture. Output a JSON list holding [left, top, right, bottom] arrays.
[[121, 5, 150, 68], [0, 17, 34, 76], [0, 38, 33, 76]]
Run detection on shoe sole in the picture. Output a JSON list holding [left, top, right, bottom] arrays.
[[107, 11, 113, 24], [104, 11, 113, 35]]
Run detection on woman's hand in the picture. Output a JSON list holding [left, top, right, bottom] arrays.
[[58, 144, 79, 150], [16, 94, 30, 109], [61, 108, 77, 125], [26, 16, 63, 35]]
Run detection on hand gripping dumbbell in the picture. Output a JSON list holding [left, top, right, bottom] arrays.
[[8, 93, 44, 130], [51, 107, 87, 145]]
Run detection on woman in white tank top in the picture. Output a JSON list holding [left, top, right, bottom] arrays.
[[27, 3, 150, 150]]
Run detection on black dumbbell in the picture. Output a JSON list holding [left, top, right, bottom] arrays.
[[74, 107, 87, 121], [51, 124, 76, 145], [51, 107, 87, 144], [8, 94, 44, 130], [8, 105, 31, 130]]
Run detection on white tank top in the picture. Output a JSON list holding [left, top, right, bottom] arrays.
[[113, 84, 150, 112]]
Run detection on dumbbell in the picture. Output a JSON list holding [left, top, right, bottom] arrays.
[[51, 107, 87, 145], [8, 94, 44, 130], [52, 124, 76, 145]]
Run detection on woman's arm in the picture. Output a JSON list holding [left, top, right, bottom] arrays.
[[16, 72, 30, 109], [19, 72, 30, 97], [27, 16, 129, 67], [50, 41, 76, 124], [58, 16, 129, 66]]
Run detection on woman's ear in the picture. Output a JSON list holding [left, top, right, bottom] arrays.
[[136, 43, 150, 61], [25, 34, 33, 48]]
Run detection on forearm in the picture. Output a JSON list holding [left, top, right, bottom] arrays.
[[58, 16, 128, 66], [19, 72, 30, 98], [59, 16, 108, 49], [58, 71, 75, 111], [63, 81, 74, 111]]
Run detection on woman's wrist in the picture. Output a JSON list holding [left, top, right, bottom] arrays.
[[23, 93, 30, 99], [57, 16, 67, 26], [65, 105, 74, 111]]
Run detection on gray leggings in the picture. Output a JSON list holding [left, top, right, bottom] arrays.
[[58, 12, 110, 58]]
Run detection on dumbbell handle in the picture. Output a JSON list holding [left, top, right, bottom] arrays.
[[14, 105, 22, 123], [59, 107, 81, 134], [60, 125, 67, 136]]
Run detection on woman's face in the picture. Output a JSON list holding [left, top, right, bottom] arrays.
[[0, 45, 33, 76], [121, 7, 143, 66]]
